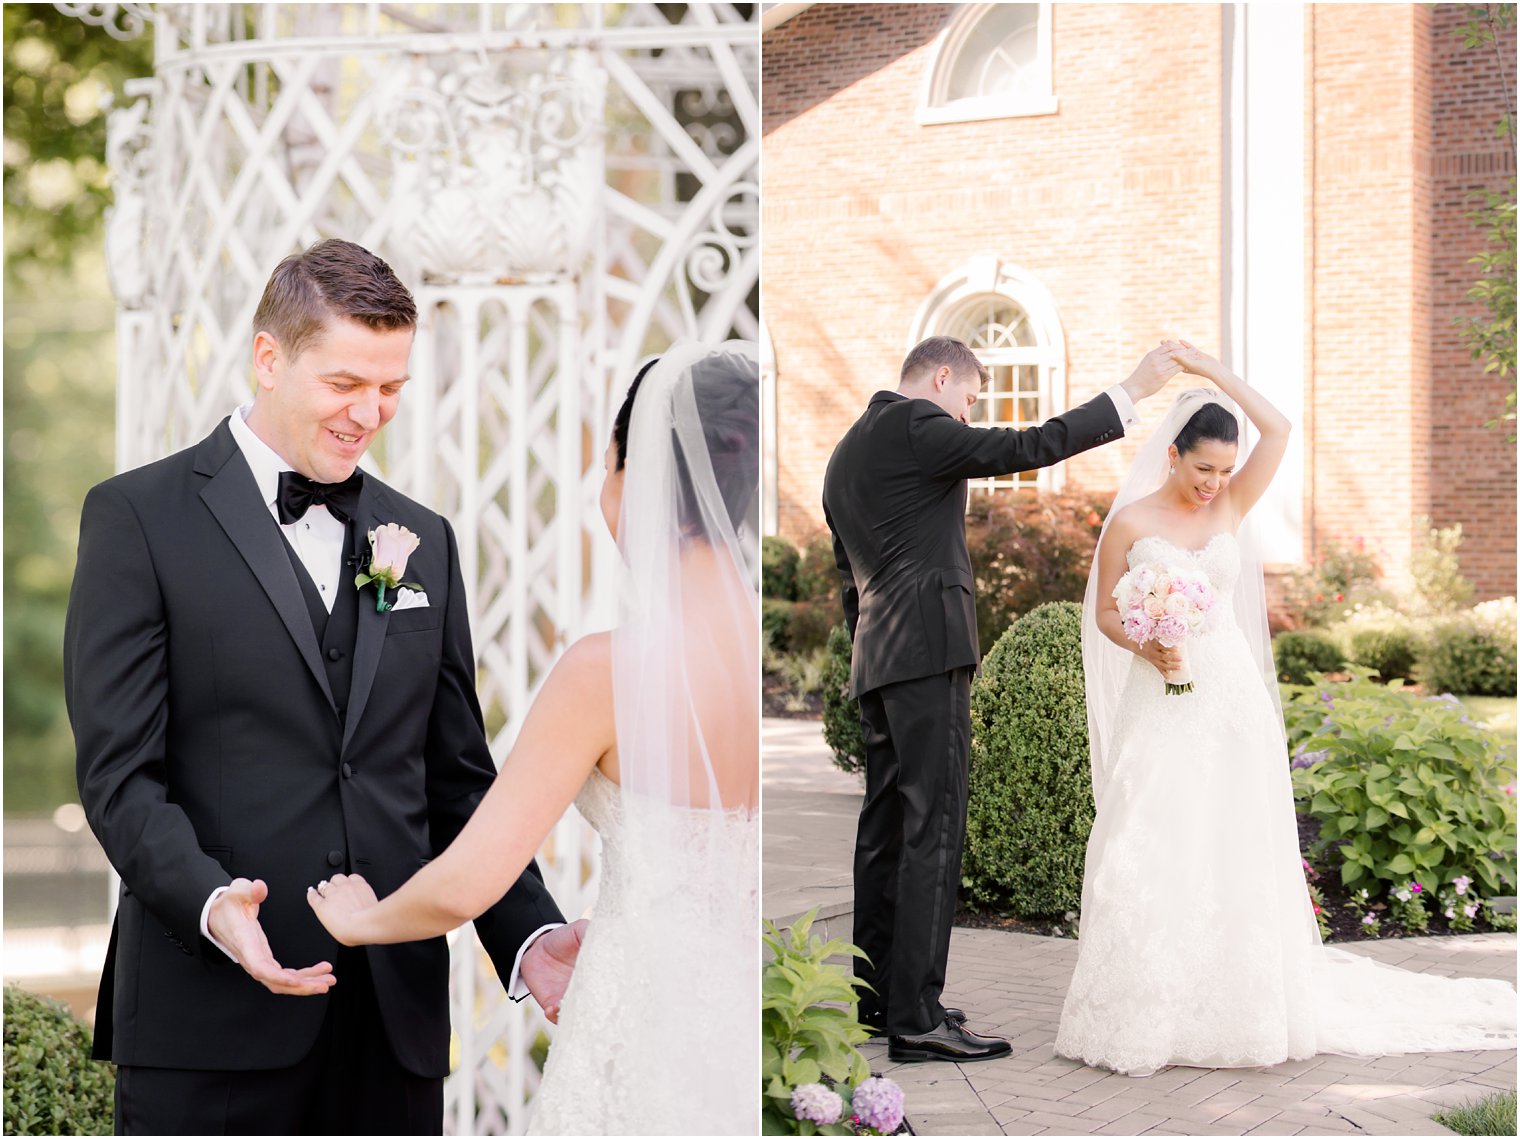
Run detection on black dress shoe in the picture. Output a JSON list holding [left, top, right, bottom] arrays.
[[863, 1007, 966, 1039], [888, 1018, 1011, 1063]]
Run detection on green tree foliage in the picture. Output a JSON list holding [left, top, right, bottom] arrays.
[[4, 7, 153, 811]]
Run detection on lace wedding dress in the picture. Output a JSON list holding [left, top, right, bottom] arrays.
[[1056, 532, 1516, 1076], [528, 768, 760, 1134]]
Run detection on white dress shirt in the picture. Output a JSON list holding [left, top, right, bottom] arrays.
[[1103, 384, 1141, 430], [202, 408, 551, 999]]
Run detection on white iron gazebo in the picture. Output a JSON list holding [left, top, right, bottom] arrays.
[[76, 3, 757, 1131]]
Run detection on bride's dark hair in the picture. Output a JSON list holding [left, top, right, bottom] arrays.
[[1173, 402, 1239, 454], [612, 352, 759, 535]]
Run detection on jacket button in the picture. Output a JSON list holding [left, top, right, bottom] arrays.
[[342, 762, 353, 779], [327, 850, 344, 868], [327, 648, 343, 661]]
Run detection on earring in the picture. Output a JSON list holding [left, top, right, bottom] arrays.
[[1169, 466, 1176, 475]]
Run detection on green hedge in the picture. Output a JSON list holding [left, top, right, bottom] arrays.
[[963, 602, 1093, 918], [1419, 611, 1519, 697], [762, 535, 801, 601], [1344, 623, 1419, 683], [821, 624, 865, 776], [1272, 629, 1345, 684], [3, 986, 113, 1136]]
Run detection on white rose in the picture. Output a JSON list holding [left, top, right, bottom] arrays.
[[367, 523, 421, 586]]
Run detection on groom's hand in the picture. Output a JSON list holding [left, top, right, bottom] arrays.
[[520, 918, 589, 1024], [1119, 344, 1184, 404], [208, 877, 336, 996]]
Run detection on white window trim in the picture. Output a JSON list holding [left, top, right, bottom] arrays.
[[917, 2, 1058, 126], [910, 257, 1068, 493]]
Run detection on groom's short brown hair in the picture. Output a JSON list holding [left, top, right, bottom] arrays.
[[253, 239, 417, 361], [900, 336, 990, 388]]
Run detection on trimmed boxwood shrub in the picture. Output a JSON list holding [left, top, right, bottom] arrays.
[[3, 986, 113, 1136], [784, 599, 837, 655], [963, 601, 1093, 918], [1344, 623, 1419, 683], [821, 624, 865, 775], [1419, 613, 1519, 697], [1272, 629, 1345, 684]]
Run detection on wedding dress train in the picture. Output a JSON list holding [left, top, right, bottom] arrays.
[[1056, 532, 1516, 1075]]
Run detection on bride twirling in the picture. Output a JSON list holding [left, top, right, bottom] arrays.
[[308, 341, 760, 1134], [1055, 341, 1516, 1076]]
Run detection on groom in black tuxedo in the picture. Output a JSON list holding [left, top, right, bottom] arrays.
[[66, 240, 581, 1133], [823, 336, 1175, 1062]]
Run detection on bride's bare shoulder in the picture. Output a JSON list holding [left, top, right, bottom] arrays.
[[552, 632, 614, 694]]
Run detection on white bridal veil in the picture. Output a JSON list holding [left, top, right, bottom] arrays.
[[1080, 387, 1283, 806]]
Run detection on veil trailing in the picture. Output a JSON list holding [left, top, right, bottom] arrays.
[[603, 338, 760, 1131], [1081, 387, 1282, 807], [612, 338, 760, 813]]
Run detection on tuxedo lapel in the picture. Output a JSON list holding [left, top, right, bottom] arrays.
[[342, 489, 389, 755], [195, 423, 339, 714]]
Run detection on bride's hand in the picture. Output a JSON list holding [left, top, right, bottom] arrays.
[[1165, 339, 1229, 384], [1119, 344, 1185, 402], [306, 873, 379, 947], [1136, 639, 1182, 678]]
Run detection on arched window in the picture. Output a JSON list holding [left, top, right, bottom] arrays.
[[911, 258, 1065, 493], [919, 3, 1057, 125]]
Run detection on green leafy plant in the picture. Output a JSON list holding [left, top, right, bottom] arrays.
[[1286, 677, 1517, 898], [3, 985, 114, 1136], [963, 602, 1092, 918], [761, 911, 873, 1136], [1408, 518, 1475, 614], [821, 625, 865, 776], [1272, 629, 1345, 684]]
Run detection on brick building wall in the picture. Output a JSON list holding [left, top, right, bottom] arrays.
[[1427, 3, 1516, 596], [764, 2, 1516, 599]]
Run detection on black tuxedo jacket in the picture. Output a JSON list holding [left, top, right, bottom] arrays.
[[64, 419, 564, 1077], [822, 391, 1123, 696]]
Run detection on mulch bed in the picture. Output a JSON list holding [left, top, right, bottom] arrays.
[[955, 813, 1512, 943]]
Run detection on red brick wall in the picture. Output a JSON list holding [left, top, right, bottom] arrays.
[[1426, 3, 1517, 598], [764, 3, 1224, 542], [765, 2, 1517, 599]]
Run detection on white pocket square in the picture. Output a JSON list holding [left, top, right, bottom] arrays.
[[392, 587, 430, 610]]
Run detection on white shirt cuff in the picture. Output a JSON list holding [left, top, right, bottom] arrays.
[[200, 885, 239, 961], [506, 922, 565, 1002], [1104, 384, 1140, 428]]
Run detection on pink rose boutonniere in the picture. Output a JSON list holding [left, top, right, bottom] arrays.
[[354, 523, 422, 613]]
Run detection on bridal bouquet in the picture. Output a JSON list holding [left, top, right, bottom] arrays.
[[1113, 560, 1215, 694]]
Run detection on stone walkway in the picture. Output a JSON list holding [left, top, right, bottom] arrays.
[[762, 717, 1519, 1137]]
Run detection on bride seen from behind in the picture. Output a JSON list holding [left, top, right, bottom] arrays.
[[308, 341, 761, 1134], [1057, 341, 1516, 1077]]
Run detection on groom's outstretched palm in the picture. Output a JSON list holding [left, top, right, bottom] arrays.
[[521, 919, 588, 1023], [208, 877, 335, 996]]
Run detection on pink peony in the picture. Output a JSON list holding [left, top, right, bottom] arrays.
[[1155, 615, 1188, 647], [1122, 612, 1156, 643]]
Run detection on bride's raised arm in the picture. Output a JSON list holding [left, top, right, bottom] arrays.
[[307, 633, 614, 946], [1168, 340, 1291, 523]]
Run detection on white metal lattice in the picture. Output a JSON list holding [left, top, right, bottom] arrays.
[[92, 4, 757, 1133]]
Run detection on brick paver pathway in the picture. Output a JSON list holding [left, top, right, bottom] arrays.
[[764, 718, 1519, 1137]]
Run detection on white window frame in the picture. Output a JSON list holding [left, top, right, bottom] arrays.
[[917, 2, 1058, 126], [910, 257, 1067, 493]]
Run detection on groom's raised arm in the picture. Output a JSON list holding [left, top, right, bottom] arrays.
[[421, 517, 566, 972], [909, 392, 1125, 483], [66, 481, 232, 955]]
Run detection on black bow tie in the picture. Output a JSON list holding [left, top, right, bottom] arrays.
[[276, 470, 364, 525]]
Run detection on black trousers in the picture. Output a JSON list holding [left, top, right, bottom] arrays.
[[852, 667, 973, 1036], [114, 948, 442, 1135]]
